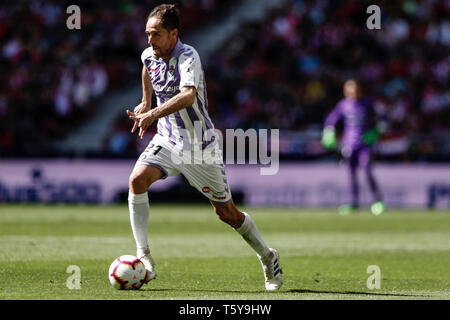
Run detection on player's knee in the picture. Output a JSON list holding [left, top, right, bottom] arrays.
[[129, 172, 150, 192]]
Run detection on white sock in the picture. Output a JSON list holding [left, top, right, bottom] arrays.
[[235, 212, 271, 259], [128, 191, 150, 255]]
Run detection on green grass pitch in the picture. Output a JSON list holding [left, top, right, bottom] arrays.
[[0, 204, 449, 300]]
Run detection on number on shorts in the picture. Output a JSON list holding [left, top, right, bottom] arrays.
[[146, 143, 162, 155], [153, 145, 162, 155]]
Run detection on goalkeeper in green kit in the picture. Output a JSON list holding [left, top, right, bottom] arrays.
[[322, 79, 387, 215]]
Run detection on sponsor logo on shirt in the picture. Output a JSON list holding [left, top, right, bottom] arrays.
[[153, 84, 179, 92]]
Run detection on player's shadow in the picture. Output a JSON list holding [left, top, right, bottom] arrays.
[[140, 288, 263, 294], [287, 288, 427, 298], [140, 288, 428, 298], [147, 288, 427, 297], [140, 288, 173, 292]]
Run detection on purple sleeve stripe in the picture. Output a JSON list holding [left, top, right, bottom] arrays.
[[186, 105, 200, 125], [144, 58, 151, 68], [183, 49, 194, 57], [203, 77, 209, 111], [196, 93, 213, 130], [324, 102, 343, 128], [164, 116, 173, 140], [157, 120, 164, 136], [173, 111, 185, 129]]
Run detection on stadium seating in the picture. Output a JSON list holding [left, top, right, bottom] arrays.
[[1, 0, 449, 161], [0, 0, 240, 157]]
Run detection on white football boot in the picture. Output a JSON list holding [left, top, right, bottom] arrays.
[[257, 248, 283, 291], [137, 248, 156, 284]]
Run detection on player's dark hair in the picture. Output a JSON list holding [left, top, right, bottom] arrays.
[[147, 4, 180, 33]]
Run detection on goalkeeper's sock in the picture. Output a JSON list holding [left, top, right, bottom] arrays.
[[128, 191, 150, 252], [235, 212, 271, 260]]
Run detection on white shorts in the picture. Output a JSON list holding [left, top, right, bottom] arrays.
[[135, 134, 232, 204]]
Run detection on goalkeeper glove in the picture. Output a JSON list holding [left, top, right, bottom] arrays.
[[362, 128, 379, 145], [322, 127, 336, 150]]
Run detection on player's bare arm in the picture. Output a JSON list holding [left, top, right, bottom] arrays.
[[127, 66, 153, 134], [127, 86, 196, 139], [137, 64, 153, 114]]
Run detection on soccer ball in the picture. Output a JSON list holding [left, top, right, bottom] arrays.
[[108, 255, 147, 290]]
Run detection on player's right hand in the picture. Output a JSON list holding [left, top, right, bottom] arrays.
[[321, 127, 336, 150], [128, 102, 150, 133], [126, 109, 156, 139]]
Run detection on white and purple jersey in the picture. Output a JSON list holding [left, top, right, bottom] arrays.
[[141, 39, 215, 150]]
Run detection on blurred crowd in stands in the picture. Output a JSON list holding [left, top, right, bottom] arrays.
[[204, 0, 450, 161], [1, 0, 449, 161], [0, 0, 238, 157]]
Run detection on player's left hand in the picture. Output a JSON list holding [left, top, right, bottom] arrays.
[[126, 110, 156, 139], [362, 129, 379, 145], [130, 102, 150, 133]]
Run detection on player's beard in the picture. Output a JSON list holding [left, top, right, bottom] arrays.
[[152, 45, 170, 59]]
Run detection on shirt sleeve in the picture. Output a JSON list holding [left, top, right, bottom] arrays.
[[324, 100, 343, 128], [178, 47, 202, 89], [141, 47, 153, 65]]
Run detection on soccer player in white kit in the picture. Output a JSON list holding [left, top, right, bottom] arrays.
[[126, 4, 282, 290]]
